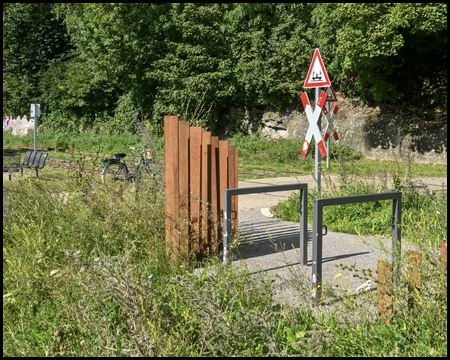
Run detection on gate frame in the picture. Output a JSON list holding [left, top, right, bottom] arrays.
[[311, 191, 402, 301], [223, 183, 308, 264]]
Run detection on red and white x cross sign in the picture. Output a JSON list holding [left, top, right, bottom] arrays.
[[301, 90, 327, 158], [322, 105, 339, 142]]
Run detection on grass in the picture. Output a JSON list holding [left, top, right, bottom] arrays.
[[3, 128, 447, 356], [3, 128, 165, 158], [270, 155, 447, 248], [230, 132, 447, 178], [5, 129, 446, 182]]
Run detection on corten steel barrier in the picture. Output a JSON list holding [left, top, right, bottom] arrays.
[[311, 191, 402, 302], [164, 116, 238, 262], [223, 183, 308, 264], [377, 240, 447, 324]]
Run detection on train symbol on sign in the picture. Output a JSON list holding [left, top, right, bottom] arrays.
[[311, 70, 323, 82]]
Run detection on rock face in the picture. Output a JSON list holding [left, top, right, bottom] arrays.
[[229, 94, 447, 164]]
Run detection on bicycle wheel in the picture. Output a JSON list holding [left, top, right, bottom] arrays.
[[136, 161, 164, 194], [101, 163, 129, 186], [138, 160, 162, 180]]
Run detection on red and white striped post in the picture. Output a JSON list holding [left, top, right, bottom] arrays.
[[323, 104, 340, 168]]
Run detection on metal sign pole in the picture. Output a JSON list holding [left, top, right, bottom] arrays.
[[303, 47, 330, 193], [31, 104, 40, 153], [326, 102, 331, 168], [315, 86, 321, 192], [34, 116, 38, 153]]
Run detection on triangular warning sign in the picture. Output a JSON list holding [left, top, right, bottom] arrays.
[[324, 86, 337, 102], [304, 48, 331, 88]]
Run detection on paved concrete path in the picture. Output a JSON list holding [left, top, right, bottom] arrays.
[[227, 175, 444, 307], [229, 209, 419, 308]]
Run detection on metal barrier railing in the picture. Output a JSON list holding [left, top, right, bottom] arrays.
[[223, 183, 308, 264], [311, 192, 402, 301]]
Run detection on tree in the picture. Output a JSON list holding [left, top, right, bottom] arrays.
[[4, 3, 446, 133], [226, 3, 317, 109], [147, 3, 234, 130], [55, 3, 233, 131], [313, 3, 447, 111], [3, 3, 71, 114]]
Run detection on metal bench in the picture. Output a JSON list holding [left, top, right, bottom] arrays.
[[3, 151, 48, 180]]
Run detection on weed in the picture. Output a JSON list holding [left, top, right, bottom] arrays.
[[3, 130, 447, 357]]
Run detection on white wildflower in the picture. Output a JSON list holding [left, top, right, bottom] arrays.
[[50, 269, 59, 276], [356, 280, 372, 293]]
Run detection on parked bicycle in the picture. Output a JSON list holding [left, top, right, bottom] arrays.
[[101, 147, 160, 187]]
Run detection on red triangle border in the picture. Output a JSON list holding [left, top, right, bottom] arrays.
[[304, 48, 331, 88]]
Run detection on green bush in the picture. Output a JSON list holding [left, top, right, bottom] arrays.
[[230, 133, 363, 167]]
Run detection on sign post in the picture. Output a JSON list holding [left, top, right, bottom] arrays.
[[300, 90, 328, 157], [326, 102, 331, 168], [303, 49, 331, 192], [30, 104, 41, 153], [315, 87, 322, 191]]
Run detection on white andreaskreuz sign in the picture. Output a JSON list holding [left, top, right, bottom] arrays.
[[300, 90, 328, 158], [323, 105, 339, 142]]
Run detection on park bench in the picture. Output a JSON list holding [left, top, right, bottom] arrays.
[[2, 151, 48, 180]]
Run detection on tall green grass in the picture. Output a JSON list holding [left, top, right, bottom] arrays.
[[271, 166, 447, 248], [3, 156, 447, 356], [229, 132, 363, 167], [4, 129, 446, 177], [3, 129, 447, 356], [3, 171, 169, 356], [3, 129, 164, 155]]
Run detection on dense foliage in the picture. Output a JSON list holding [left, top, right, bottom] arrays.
[[3, 3, 447, 133], [3, 3, 71, 115]]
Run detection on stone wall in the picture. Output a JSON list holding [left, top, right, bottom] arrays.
[[229, 95, 447, 165], [3, 115, 35, 136]]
